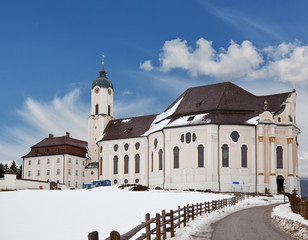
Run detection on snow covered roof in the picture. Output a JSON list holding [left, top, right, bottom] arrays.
[[97, 82, 291, 142]]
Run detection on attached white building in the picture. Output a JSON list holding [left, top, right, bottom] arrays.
[[22, 132, 87, 188], [88, 64, 300, 194]]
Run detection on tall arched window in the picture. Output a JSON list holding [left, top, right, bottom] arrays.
[[95, 104, 99, 115], [159, 149, 163, 170], [100, 157, 103, 176], [277, 146, 283, 169], [173, 146, 179, 168], [241, 145, 247, 168], [151, 152, 154, 172], [135, 154, 140, 173], [198, 145, 204, 168], [113, 156, 118, 175], [222, 144, 229, 167], [108, 105, 111, 116], [124, 155, 129, 174]]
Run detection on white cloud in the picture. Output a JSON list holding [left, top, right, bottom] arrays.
[[141, 38, 308, 85], [139, 60, 153, 71], [121, 90, 133, 96]]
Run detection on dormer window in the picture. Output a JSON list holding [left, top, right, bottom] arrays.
[[188, 116, 195, 121]]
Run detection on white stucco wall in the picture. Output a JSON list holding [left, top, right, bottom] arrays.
[[0, 174, 50, 190], [23, 154, 86, 188]]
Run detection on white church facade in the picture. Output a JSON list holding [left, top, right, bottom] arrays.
[[88, 63, 300, 194]]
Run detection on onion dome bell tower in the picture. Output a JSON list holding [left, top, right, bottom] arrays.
[[88, 61, 114, 163]]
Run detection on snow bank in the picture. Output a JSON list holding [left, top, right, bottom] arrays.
[[173, 195, 285, 240], [0, 187, 229, 240], [272, 203, 308, 239]]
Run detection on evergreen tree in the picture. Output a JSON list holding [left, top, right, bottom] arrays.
[[10, 161, 18, 173], [4, 163, 8, 173], [0, 163, 4, 178], [17, 164, 22, 179]]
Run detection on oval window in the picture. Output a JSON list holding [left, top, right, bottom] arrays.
[[124, 143, 129, 151], [230, 131, 240, 142], [114, 144, 118, 152]]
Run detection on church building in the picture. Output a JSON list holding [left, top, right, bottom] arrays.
[[88, 62, 300, 194]]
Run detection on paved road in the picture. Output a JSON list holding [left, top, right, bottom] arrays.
[[211, 204, 294, 240]]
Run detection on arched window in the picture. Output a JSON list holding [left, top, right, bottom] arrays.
[[151, 152, 154, 172], [100, 157, 103, 176], [124, 155, 129, 174], [135, 154, 140, 173], [108, 105, 111, 116], [198, 145, 204, 168], [113, 156, 118, 175], [159, 149, 163, 170], [95, 104, 99, 115], [222, 144, 229, 167], [241, 145, 247, 168], [277, 146, 283, 169], [173, 146, 179, 168]]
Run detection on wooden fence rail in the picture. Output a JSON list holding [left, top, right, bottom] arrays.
[[89, 194, 247, 240]]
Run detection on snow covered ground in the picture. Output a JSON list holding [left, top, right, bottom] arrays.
[[272, 203, 308, 239], [0, 186, 232, 240], [1, 187, 302, 240]]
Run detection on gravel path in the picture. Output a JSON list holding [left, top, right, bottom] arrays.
[[210, 204, 295, 240]]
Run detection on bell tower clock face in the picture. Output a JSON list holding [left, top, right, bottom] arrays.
[[95, 88, 100, 94]]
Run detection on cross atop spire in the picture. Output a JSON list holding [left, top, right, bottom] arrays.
[[101, 53, 106, 66]]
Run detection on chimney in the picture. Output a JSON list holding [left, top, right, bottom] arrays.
[[49, 134, 54, 138], [66, 132, 70, 137]]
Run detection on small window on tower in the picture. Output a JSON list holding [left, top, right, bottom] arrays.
[[95, 104, 99, 115], [108, 105, 111, 116]]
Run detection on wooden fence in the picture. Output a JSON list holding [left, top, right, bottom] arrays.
[[88, 194, 247, 240], [288, 193, 308, 219]]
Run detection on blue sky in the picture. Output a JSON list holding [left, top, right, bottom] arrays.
[[1, 0, 308, 176]]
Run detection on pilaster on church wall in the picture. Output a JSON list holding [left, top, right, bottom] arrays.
[[207, 124, 218, 184]]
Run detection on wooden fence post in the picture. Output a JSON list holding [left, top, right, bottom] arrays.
[[200, 202, 202, 216], [178, 206, 181, 228], [110, 231, 120, 240], [156, 213, 161, 240], [170, 210, 175, 237], [88, 231, 99, 240], [145, 213, 151, 240], [162, 210, 166, 240], [184, 206, 187, 226], [187, 204, 190, 221], [192, 204, 195, 220]]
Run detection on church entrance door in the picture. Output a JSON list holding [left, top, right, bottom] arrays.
[[276, 175, 284, 194]]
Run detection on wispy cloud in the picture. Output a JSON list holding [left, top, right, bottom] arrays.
[[0, 89, 89, 164], [198, 1, 284, 44], [114, 96, 158, 118]]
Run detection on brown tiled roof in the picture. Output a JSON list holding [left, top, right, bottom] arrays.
[[99, 82, 291, 141], [22, 135, 87, 158], [5, 168, 17, 175], [166, 82, 290, 116], [102, 115, 157, 141], [31, 135, 87, 149]]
